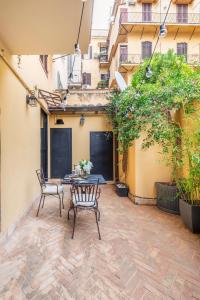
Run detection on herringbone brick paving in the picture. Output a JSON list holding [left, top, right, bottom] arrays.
[[0, 185, 200, 299]]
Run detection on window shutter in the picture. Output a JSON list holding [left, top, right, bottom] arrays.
[[177, 43, 187, 61], [89, 46, 93, 59], [83, 73, 91, 85], [142, 41, 152, 60], [120, 8, 128, 23], [87, 73, 91, 85], [142, 4, 152, 22], [120, 45, 128, 63], [177, 4, 188, 23]]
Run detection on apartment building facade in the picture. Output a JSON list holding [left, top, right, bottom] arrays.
[[105, 0, 200, 87]]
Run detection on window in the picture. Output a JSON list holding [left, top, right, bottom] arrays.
[[177, 42, 188, 61], [57, 72, 63, 89], [89, 46, 93, 59], [120, 8, 128, 23], [142, 3, 152, 22], [142, 41, 152, 60], [120, 45, 128, 63], [101, 74, 109, 81], [82, 73, 91, 85], [39, 55, 48, 75], [176, 4, 188, 23]]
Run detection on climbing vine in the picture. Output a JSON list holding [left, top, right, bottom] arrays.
[[107, 50, 200, 181]]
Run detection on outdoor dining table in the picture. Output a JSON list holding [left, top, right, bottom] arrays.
[[62, 174, 106, 185]]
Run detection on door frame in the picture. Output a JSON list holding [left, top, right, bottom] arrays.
[[90, 131, 115, 182]]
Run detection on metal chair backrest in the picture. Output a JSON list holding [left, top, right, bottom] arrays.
[[36, 169, 46, 188], [72, 180, 99, 206]]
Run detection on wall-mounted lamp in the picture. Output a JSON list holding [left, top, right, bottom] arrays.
[[56, 118, 64, 125], [80, 114, 85, 126], [26, 91, 37, 107]]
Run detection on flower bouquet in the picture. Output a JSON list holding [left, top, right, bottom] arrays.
[[75, 160, 93, 177]]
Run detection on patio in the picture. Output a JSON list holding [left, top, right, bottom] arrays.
[[0, 185, 200, 299]]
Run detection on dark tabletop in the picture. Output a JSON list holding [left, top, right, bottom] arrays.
[[62, 174, 106, 185]]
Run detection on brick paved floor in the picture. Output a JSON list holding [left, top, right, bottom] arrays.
[[0, 185, 200, 299]]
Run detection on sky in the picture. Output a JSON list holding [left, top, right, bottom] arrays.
[[92, 0, 115, 29]]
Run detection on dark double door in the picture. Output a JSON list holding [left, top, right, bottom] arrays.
[[90, 132, 113, 181], [51, 128, 72, 178]]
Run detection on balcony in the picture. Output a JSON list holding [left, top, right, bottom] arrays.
[[99, 54, 109, 67], [97, 79, 109, 89], [120, 12, 200, 26], [118, 53, 200, 73]]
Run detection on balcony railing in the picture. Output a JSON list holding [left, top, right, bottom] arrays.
[[119, 54, 200, 65], [99, 54, 109, 63], [97, 80, 109, 89], [120, 12, 200, 25], [120, 54, 144, 65]]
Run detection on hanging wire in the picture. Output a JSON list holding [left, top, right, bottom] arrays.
[[69, 1, 85, 81], [52, 2, 85, 64], [146, 0, 173, 70]]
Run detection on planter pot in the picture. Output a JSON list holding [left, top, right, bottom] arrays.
[[156, 182, 179, 215], [116, 183, 129, 197], [179, 198, 200, 233]]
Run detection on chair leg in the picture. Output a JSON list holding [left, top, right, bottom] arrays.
[[71, 208, 76, 239], [98, 209, 101, 222], [36, 195, 43, 217], [68, 206, 72, 220], [95, 211, 101, 240], [42, 195, 45, 208], [62, 192, 64, 209], [59, 194, 62, 217]]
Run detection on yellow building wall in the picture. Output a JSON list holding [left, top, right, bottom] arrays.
[[0, 45, 51, 234], [49, 114, 113, 174], [83, 36, 108, 89]]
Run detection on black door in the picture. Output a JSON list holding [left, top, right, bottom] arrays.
[[90, 132, 113, 181], [51, 128, 72, 178], [41, 110, 48, 178]]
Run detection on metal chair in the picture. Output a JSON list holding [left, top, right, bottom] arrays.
[[36, 169, 64, 217], [68, 180, 101, 240]]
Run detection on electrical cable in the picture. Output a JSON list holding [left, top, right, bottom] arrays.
[[69, 2, 85, 81], [147, 0, 173, 69], [52, 1, 85, 64]]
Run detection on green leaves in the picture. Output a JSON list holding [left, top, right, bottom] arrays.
[[107, 50, 200, 181]]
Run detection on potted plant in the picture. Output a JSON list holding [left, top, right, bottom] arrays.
[[75, 160, 93, 177], [115, 182, 129, 197], [178, 117, 200, 233]]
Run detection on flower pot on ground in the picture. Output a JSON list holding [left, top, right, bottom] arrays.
[[156, 182, 179, 215], [115, 183, 129, 197], [179, 198, 200, 233], [177, 116, 200, 233]]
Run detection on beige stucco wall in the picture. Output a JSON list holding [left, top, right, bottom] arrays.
[[49, 114, 113, 171], [119, 138, 171, 198], [0, 47, 51, 234]]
